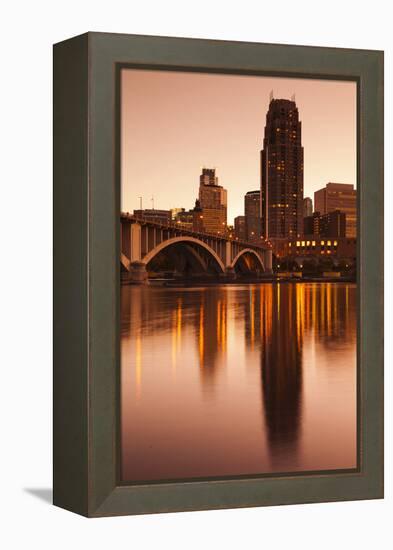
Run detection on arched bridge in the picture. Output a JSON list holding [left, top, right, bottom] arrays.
[[121, 213, 273, 283]]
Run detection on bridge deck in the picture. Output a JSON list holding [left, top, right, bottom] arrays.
[[120, 213, 272, 251]]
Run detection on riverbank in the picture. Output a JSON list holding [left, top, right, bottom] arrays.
[[121, 274, 356, 287]]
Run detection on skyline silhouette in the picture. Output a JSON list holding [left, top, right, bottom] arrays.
[[121, 69, 356, 223]]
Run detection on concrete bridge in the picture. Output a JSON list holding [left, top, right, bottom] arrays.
[[121, 213, 273, 283]]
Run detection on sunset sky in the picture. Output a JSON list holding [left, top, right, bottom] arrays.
[[121, 69, 356, 223]]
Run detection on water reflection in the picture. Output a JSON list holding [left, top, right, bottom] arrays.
[[260, 284, 303, 469], [121, 282, 357, 482]]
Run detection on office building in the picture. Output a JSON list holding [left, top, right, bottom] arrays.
[[286, 237, 356, 260], [175, 200, 204, 232], [133, 209, 171, 225], [170, 207, 185, 220], [198, 168, 227, 234], [314, 182, 357, 237], [260, 97, 304, 249], [303, 197, 313, 218], [244, 190, 261, 243], [304, 210, 346, 238], [234, 215, 246, 241]]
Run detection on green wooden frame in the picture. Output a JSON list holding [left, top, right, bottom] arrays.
[[53, 32, 383, 517]]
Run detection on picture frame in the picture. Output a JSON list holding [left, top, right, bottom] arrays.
[[53, 32, 383, 517]]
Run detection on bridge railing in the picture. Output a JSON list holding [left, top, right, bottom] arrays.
[[120, 212, 272, 250]]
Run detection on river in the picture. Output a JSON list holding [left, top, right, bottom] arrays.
[[121, 282, 357, 482]]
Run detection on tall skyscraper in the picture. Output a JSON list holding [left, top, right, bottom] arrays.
[[260, 98, 304, 248], [234, 215, 246, 241], [198, 168, 227, 234], [244, 190, 261, 243], [314, 182, 357, 238], [303, 197, 313, 218]]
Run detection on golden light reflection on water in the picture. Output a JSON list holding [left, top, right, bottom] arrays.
[[135, 334, 142, 400], [121, 282, 357, 482]]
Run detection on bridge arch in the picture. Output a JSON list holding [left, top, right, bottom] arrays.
[[142, 236, 226, 273], [230, 248, 265, 272]]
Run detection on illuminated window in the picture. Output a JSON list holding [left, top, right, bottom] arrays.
[[321, 240, 325, 246], [301, 241, 305, 247], [312, 241, 316, 247], [296, 241, 300, 247], [289, 242, 292, 247], [334, 240, 338, 246], [306, 241, 310, 246], [327, 240, 331, 246]]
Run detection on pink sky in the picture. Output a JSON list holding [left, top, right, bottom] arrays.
[[121, 69, 356, 223]]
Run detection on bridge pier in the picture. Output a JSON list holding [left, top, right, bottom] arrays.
[[264, 249, 273, 273], [129, 261, 148, 284], [224, 266, 236, 279]]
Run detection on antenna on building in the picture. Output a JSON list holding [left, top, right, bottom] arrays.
[[138, 196, 142, 210], [269, 90, 274, 102], [291, 93, 296, 102], [151, 195, 154, 209]]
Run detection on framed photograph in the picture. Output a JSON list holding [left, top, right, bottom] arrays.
[[53, 32, 383, 517]]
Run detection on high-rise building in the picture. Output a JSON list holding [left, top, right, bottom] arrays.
[[260, 98, 304, 249], [303, 197, 313, 218], [304, 210, 346, 238], [234, 216, 246, 241], [198, 168, 227, 234], [199, 167, 218, 186], [314, 182, 357, 237], [244, 190, 261, 243]]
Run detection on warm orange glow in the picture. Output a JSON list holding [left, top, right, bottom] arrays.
[[177, 298, 182, 347], [135, 334, 142, 400], [121, 70, 356, 222], [199, 303, 204, 366], [119, 65, 359, 486], [172, 310, 177, 377], [250, 287, 255, 349], [217, 300, 221, 347]]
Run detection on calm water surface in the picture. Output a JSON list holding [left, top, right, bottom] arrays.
[[121, 282, 357, 482]]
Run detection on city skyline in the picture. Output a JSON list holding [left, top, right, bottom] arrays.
[[121, 69, 357, 224], [261, 98, 304, 241]]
